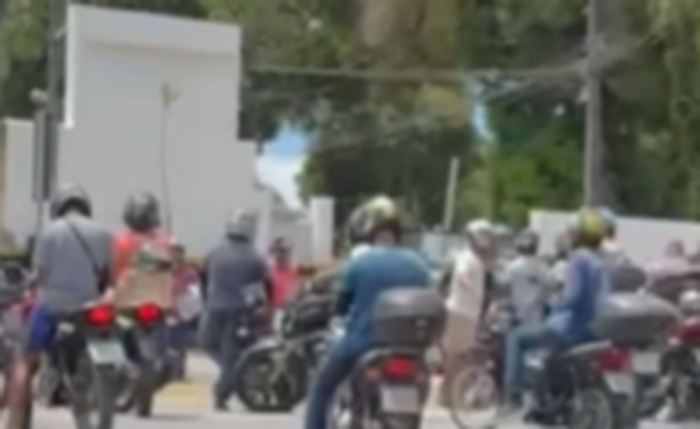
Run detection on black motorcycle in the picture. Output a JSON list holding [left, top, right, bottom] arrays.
[[525, 293, 679, 429], [234, 287, 334, 412], [34, 303, 125, 429], [113, 303, 174, 417]]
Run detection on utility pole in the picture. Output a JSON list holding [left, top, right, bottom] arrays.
[[583, 0, 604, 205], [441, 156, 460, 231], [44, 0, 69, 205]]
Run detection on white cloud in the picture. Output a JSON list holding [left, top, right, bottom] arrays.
[[256, 154, 305, 209]]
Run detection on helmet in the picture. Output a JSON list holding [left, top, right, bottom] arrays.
[[354, 196, 402, 241], [515, 229, 539, 255], [679, 289, 700, 316], [465, 219, 495, 249], [123, 191, 161, 233], [225, 209, 257, 240], [568, 207, 607, 247], [50, 184, 92, 219], [599, 207, 616, 237]]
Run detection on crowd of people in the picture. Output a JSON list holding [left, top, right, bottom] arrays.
[[2, 184, 304, 429], [2, 182, 676, 428]]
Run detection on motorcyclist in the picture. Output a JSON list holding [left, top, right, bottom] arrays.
[[6, 185, 113, 429], [304, 196, 431, 429], [503, 230, 553, 327], [113, 191, 171, 280], [199, 209, 272, 410], [502, 207, 611, 411]]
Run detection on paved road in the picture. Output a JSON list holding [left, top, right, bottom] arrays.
[[23, 354, 695, 429]]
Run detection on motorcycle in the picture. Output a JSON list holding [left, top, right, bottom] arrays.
[[233, 287, 332, 412], [525, 292, 678, 429], [331, 288, 445, 429], [114, 302, 173, 417], [34, 303, 126, 429], [656, 316, 700, 421]]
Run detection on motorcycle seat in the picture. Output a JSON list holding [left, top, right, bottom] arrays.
[[558, 340, 612, 361]]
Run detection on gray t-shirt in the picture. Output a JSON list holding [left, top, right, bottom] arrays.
[[504, 255, 553, 326], [203, 239, 269, 310], [32, 214, 113, 312]]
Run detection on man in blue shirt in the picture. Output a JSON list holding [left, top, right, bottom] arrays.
[[503, 208, 611, 409], [304, 196, 431, 429]]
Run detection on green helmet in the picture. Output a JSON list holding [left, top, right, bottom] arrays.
[[352, 195, 403, 241], [568, 207, 607, 246]]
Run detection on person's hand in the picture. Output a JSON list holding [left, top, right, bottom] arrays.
[[100, 288, 115, 304]]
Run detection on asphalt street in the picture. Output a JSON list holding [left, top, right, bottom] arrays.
[[23, 354, 696, 429]]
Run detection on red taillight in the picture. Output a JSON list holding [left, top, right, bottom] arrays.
[[597, 347, 629, 371], [135, 303, 163, 324], [86, 305, 115, 326], [382, 356, 417, 379], [674, 319, 700, 343]]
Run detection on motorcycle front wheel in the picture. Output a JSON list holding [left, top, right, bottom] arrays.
[[234, 346, 306, 412], [570, 387, 637, 429]]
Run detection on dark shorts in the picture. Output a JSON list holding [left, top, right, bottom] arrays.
[[24, 304, 58, 354]]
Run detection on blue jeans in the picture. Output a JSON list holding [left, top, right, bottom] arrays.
[[304, 343, 364, 429], [199, 310, 244, 402], [503, 323, 563, 405]]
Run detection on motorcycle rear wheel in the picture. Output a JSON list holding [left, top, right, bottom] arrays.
[[69, 353, 117, 429]]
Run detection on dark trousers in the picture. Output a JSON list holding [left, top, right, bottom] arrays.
[[304, 343, 364, 429], [199, 309, 244, 402]]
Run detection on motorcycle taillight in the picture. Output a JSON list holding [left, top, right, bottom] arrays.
[[135, 303, 163, 324], [382, 356, 417, 379], [596, 347, 629, 371], [85, 304, 115, 327], [674, 318, 700, 343]]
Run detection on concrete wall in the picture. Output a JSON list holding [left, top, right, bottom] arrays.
[[1, 5, 336, 259]]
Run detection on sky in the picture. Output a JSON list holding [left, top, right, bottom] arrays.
[[256, 106, 490, 209]]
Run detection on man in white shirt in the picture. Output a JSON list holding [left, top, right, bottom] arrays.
[[439, 219, 495, 406]]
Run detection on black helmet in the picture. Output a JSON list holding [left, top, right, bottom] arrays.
[[225, 209, 257, 240], [123, 191, 161, 233], [50, 184, 92, 219], [515, 229, 539, 255], [353, 196, 403, 241]]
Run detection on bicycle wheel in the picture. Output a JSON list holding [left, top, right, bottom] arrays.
[[448, 366, 499, 429]]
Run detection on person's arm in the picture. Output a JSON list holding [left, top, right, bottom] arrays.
[[199, 253, 210, 301], [556, 255, 586, 312], [335, 260, 358, 316], [30, 230, 52, 290]]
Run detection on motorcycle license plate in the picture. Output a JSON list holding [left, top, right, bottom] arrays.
[[632, 351, 660, 374], [603, 372, 633, 394], [380, 385, 420, 414], [87, 339, 126, 365]]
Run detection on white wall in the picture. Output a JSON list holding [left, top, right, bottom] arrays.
[[61, 5, 258, 255], [529, 209, 700, 264], [1, 5, 336, 259]]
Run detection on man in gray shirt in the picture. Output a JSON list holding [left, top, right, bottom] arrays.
[[199, 210, 271, 410], [503, 230, 553, 327], [6, 185, 112, 429]]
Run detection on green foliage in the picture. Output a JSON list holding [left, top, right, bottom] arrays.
[[4, 0, 700, 227]]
